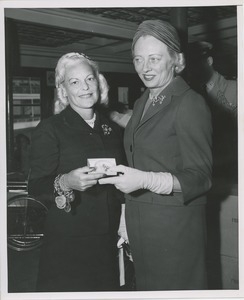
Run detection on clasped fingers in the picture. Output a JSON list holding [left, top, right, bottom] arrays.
[[77, 172, 105, 191], [65, 167, 105, 192]]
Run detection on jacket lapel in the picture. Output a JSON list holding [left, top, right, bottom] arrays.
[[139, 90, 172, 126], [135, 77, 191, 131], [130, 89, 149, 131], [62, 105, 98, 132]]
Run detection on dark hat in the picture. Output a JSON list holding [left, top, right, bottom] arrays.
[[132, 19, 181, 53]]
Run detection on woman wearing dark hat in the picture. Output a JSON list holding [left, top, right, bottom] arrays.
[[100, 20, 213, 290]]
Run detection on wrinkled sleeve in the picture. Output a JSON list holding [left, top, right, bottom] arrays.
[[28, 120, 59, 198], [173, 91, 213, 202]]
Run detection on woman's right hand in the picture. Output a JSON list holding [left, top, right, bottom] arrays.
[[64, 166, 105, 192]]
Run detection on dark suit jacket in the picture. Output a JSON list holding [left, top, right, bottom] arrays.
[[123, 76, 213, 290], [124, 76, 213, 206], [28, 105, 125, 237]]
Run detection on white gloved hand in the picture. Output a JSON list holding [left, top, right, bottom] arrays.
[[98, 165, 173, 194]]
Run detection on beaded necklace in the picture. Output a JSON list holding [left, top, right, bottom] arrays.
[[85, 113, 96, 128]]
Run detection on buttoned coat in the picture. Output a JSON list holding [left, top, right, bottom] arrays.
[[28, 105, 125, 291], [124, 76, 213, 290]]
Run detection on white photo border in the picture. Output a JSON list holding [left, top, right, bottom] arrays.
[[0, 1, 243, 300]]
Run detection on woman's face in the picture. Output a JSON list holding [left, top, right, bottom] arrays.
[[62, 61, 99, 112], [133, 35, 175, 92]]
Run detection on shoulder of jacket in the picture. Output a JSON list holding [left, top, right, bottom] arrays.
[[175, 88, 209, 115], [173, 87, 201, 103], [35, 113, 63, 133], [184, 87, 205, 101]]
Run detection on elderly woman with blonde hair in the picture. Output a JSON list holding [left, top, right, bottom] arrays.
[[28, 52, 125, 292]]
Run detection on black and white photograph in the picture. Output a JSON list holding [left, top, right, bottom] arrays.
[[0, 0, 243, 299]]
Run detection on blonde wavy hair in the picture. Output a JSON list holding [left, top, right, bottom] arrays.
[[54, 52, 109, 114], [167, 48, 186, 75]]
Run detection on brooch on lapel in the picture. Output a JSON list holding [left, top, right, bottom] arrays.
[[152, 95, 166, 106], [101, 124, 112, 135]]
